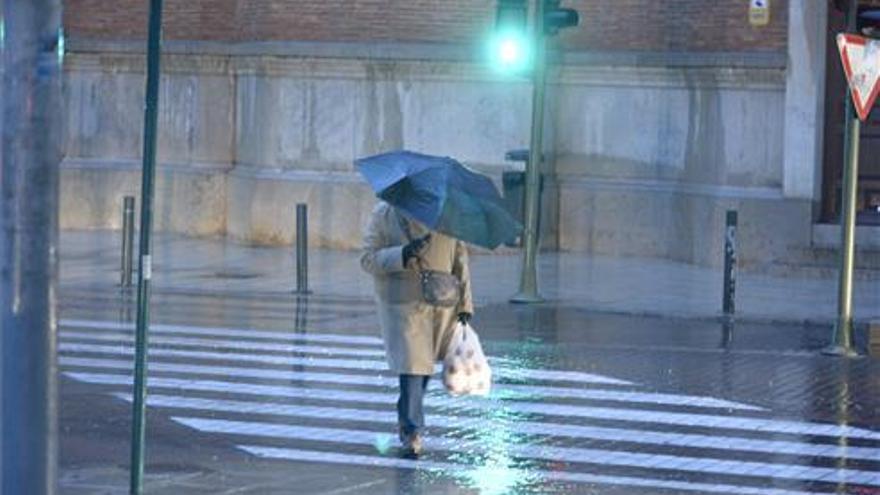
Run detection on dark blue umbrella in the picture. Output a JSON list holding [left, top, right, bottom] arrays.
[[356, 150, 522, 249]]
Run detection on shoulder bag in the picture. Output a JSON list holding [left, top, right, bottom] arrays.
[[398, 213, 462, 307]]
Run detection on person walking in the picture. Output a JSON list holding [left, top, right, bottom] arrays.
[[360, 201, 473, 456]]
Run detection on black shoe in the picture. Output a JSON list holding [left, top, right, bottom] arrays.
[[399, 428, 424, 457]]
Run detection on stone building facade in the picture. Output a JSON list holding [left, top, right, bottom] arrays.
[[60, 1, 878, 268]]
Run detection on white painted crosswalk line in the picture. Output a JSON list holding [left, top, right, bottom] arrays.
[[58, 341, 633, 386], [173, 417, 880, 487], [58, 321, 632, 385], [62, 356, 391, 387], [59, 350, 761, 410], [63, 371, 880, 441], [239, 446, 831, 495], [111, 393, 880, 462], [60, 331, 387, 358], [59, 318, 385, 346]]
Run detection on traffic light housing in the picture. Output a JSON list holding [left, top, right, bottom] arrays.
[[489, 0, 580, 73], [543, 0, 579, 36], [490, 0, 530, 72]]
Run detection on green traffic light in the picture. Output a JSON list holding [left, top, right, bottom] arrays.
[[499, 37, 522, 63], [489, 30, 530, 73]]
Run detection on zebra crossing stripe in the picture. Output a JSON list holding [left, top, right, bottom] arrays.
[[238, 446, 828, 495], [58, 348, 760, 410], [62, 356, 392, 387], [58, 321, 631, 385], [110, 393, 880, 462], [60, 331, 387, 358], [62, 371, 880, 441], [173, 417, 880, 487], [59, 318, 384, 346], [57, 341, 631, 386]]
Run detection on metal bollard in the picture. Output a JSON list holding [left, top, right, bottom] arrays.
[[720, 318, 735, 349], [121, 196, 136, 287], [722, 210, 737, 316], [294, 295, 309, 334], [294, 203, 311, 294]]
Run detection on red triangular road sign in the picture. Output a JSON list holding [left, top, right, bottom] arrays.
[[837, 33, 880, 121]]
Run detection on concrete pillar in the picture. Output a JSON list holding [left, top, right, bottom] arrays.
[[782, 0, 828, 204]]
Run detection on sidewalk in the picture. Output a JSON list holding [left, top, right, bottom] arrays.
[[60, 230, 880, 326]]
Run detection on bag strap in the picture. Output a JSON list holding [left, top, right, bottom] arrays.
[[395, 209, 427, 272], [396, 209, 413, 242], [397, 209, 464, 309]]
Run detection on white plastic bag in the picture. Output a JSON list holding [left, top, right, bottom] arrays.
[[442, 322, 491, 396]]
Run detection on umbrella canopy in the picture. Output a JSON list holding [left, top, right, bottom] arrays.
[[356, 150, 522, 249]]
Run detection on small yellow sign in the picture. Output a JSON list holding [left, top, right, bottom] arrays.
[[749, 0, 770, 27]]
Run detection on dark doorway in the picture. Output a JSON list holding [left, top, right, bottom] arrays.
[[821, 1, 880, 225]]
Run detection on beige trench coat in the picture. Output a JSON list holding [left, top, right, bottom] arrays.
[[360, 202, 474, 375]]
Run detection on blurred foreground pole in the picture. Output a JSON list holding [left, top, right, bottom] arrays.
[[1, 0, 63, 494], [130, 0, 164, 493]]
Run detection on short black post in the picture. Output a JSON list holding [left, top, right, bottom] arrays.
[[294, 203, 311, 295], [294, 295, 309, 334], [722, 210, 738, 316], [121, 196, 136, 287], [720, 318, 734, 349]]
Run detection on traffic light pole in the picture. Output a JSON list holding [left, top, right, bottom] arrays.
[[511, 0, 547, 304], [130, 0, 164, 492], [1, 1, 62, 493], [824, 0, 860, 357]]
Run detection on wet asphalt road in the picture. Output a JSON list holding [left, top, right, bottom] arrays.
[[58, 287, 880, 495]]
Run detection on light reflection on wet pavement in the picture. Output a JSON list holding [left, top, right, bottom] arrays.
[[58, 288, 880, 495]]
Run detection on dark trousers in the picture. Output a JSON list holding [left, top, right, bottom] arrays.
[[398, 374, 430, 435]]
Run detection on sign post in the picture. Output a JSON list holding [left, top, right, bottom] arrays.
[[825, 28, 880, 356], [130, 0, 164, 492]]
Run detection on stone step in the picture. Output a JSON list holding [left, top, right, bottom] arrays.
[[870, 321, 880, 358], [758, 246, 880, 280]]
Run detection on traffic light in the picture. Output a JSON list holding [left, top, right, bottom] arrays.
[[543, 0, 579, 36], [489, 0, 530, 73]]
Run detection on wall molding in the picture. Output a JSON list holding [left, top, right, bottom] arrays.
[[557, 175, 785, 201], [64, 53, 231, 75], [62, 158, 232, 176], [556, 65, 783, 90], [229, 164, 364, 184], [68, 38, 786, 68], [64, 51, 784, 90]]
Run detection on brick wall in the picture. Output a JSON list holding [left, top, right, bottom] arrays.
[[236, 1, 495, 43], [64, 0, 238, 41], [64, 0, 789, 53], [568, 0, 788, 52]]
